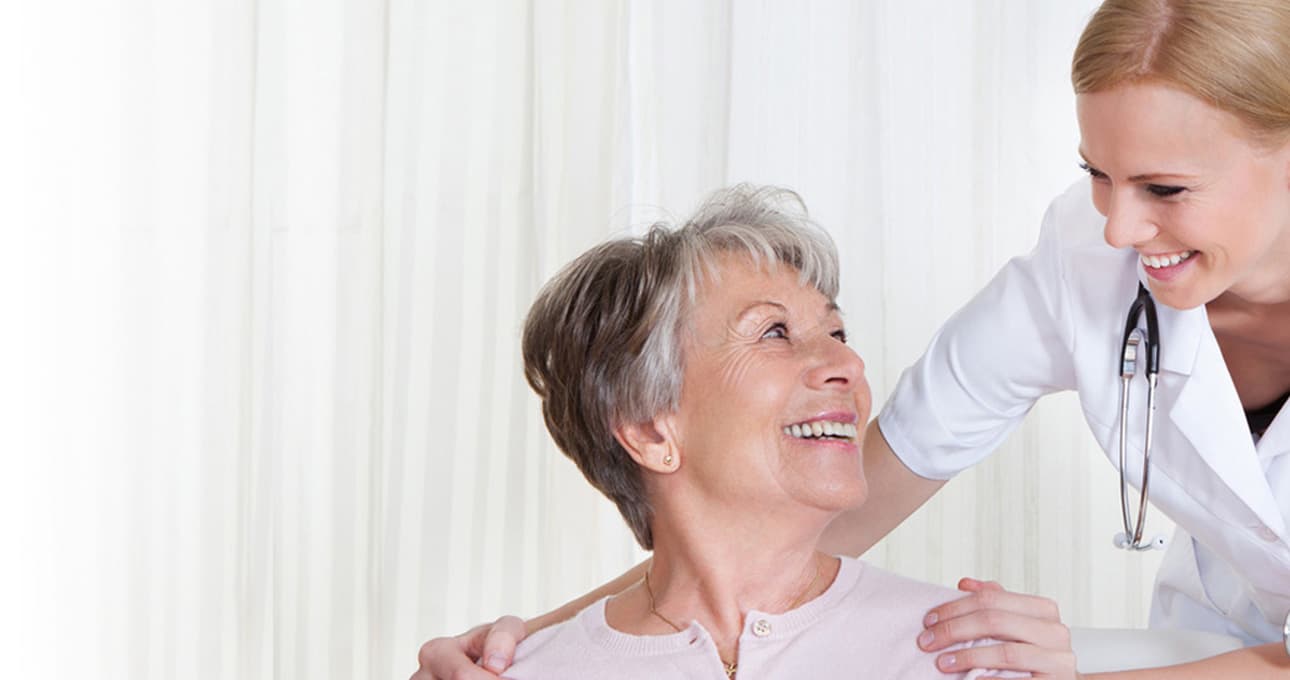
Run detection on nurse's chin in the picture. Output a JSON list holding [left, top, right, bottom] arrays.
[[1144, 264, 1221, 310], [1146, 288, 1212, 311]]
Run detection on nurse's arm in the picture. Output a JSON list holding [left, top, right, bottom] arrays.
[[1085, 642, 1290, 679], [411, 561, 651, 678], [819, 419, 947, 556]]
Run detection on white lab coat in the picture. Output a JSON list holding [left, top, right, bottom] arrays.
[[878, 179, 1290, 644]]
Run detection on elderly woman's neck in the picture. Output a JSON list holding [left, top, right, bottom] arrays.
[[649, 542, 831, 612], [631, 512, 840, 636]]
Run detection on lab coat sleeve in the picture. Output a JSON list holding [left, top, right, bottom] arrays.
[[878, 195, 1080, 480]]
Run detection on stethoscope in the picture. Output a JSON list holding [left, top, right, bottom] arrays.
[[1114, 282, 1168, 551]]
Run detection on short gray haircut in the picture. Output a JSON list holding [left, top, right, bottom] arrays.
[[522, 184, 840, 549]]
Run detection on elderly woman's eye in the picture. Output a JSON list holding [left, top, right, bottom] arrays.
[[762, 323, 788, 340], [832, 329, 848, 343]]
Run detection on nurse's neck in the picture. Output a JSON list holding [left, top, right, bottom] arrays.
[[1206, 289, 1290, 411], [1208, 289, 1290, 316]]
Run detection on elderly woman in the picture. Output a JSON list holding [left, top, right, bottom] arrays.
[[499, 185, 1023, 679]]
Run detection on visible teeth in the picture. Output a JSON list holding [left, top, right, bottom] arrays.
[[1142, 250, 1194, 269], [785, 420, 858, 440]]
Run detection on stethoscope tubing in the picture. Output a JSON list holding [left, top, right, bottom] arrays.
[[1116, 282, 1166, 552]]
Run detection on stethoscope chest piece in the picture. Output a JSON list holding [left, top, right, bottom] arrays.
[[1283, 610, 1290, 658]]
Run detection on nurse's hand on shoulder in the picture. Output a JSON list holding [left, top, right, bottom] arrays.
[[920, 578, 1082, 680], [411, 615, 526, 680]]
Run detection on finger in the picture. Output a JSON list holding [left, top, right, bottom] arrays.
[[479, 615, 527, 673], [408, 661, 499, 680], [957, 577, 1005, 593], [924, 588, 1061, 630], [459, 623, 492, 660], [417, 636, 502, 680], [918, 609, 1071, 652], [935, 640, 1076, 676]]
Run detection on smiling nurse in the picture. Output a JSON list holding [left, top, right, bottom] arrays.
[[417, 1, 1290, 678]]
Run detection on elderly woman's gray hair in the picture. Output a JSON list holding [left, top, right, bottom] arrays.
[[521, 184, 840, 549]]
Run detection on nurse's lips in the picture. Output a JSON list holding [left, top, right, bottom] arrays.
[[1141, 250, 1196, 283]]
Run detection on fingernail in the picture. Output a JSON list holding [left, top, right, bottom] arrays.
[[485, 655, 507, 671], [923, 612, 938, 626], [937, 654, 956, 670], [918, 630, 934, 648]]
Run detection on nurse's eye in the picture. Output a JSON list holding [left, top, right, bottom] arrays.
[[761, 322, 789, 340], [1079, 162, 1108, 181], [1146, 184, 1186, 198]]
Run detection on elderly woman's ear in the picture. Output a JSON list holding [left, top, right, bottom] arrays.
[[613, 418, 681, 473]]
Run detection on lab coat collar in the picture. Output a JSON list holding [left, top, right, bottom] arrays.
[[1160, 296, 1287, 538]]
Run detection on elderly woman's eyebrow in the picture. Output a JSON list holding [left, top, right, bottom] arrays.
[[735, 300, 843, 321], [734, 300, 788, 320]]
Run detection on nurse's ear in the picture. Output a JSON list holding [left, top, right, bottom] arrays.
[[1278, 135, 1290, 191], [614, 416, 682, 474]]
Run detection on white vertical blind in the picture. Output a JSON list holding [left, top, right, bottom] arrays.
[[2, 1, 1172, 678]]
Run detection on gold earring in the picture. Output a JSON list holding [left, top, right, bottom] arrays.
[[663, 453, 674, 466]]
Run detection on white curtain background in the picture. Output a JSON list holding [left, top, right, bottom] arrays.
[[1, 1, 1176, 678]]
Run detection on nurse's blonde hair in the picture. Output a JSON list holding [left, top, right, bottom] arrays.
[[1071, 0, 1290, 146]]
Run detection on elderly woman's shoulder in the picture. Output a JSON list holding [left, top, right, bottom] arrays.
[[844, 557, 969, 613], [828, 558, 970, 643], [504, 596, 705, 680], [503, 605, 599, 680], [818, 558, 1003, 678]]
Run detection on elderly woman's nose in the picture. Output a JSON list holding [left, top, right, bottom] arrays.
[[805, 337, 865, 388]]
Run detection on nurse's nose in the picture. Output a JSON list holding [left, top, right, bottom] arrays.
[[1102, 191, 1159, 249]]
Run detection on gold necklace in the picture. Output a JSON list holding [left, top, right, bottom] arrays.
[[643, 556, 823, 680]]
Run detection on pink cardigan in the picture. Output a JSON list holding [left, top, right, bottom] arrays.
[[505, 556, 1024, 679]]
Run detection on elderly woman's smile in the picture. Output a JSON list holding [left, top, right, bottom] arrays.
[[782, 418, 861, 442], [666, 252, 870, 515]]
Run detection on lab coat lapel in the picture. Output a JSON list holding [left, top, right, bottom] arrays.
[[1163, 303, 1286, 537]]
